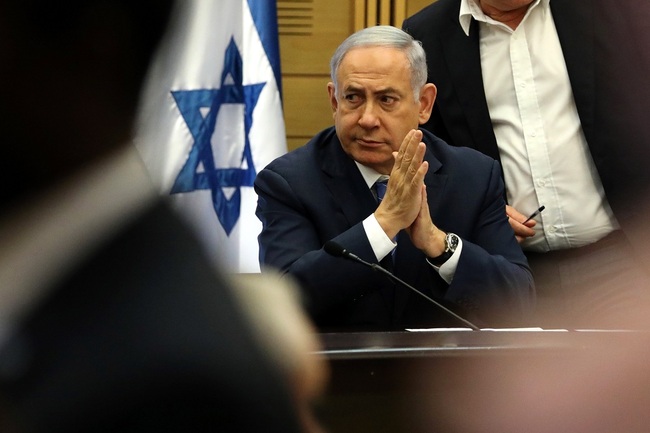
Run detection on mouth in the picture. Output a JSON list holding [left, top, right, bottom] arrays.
[[355, 138, 385, 147]]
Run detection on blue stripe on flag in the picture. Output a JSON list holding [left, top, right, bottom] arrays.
[[247, 0, 283, 99]]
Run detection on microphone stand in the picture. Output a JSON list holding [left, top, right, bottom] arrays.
[[325, 241, 480, 330]]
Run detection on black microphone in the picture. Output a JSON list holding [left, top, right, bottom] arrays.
[[323, 240, 480, 330]]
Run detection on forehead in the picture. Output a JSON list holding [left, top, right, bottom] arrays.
[[337, 46, 411, 89]]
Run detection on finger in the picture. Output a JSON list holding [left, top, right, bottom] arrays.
[[394, 130, 417, 170], [398, 129, 422, 172], [412, 158, 428, 187], [511, 221, 536, 238], [505, 204, 526, 221], [411, 142, 427, 176], [523, 219, 537, 228], [509, 214, 537, 230], [400, 139, 426, 187], [420, 183, 431, 218], [406, 130, 424, 163]]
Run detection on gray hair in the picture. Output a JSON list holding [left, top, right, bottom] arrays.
[[329, 25, 428, 99]]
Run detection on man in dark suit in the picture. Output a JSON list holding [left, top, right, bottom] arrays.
[[255, 26, 534, 332], [403, 0, 650, 328], [0, 1, 325, 432]]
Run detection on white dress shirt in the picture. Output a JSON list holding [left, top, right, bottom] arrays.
[[460, 0, 618, 252], [355, 161, 461, 283]]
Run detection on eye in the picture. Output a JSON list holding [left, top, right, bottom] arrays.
[[343, 93, 361, 103], [380, 95, 397, 105]]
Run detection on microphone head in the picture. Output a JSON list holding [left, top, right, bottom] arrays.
[[323, 241, 346, 257]]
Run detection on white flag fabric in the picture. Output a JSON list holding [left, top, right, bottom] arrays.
[[135, 0, 286, 273]]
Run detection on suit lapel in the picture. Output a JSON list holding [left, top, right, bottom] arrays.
[[422, 150, 447, 221], [319, 131, 377, 227], [440, 17, 500, 160]]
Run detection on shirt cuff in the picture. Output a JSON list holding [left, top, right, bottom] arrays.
[[362, 214, 396, 261], [427, 238, 463, 284]]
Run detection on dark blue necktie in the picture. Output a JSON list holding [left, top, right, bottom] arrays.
[[375, 179, 388, 203]]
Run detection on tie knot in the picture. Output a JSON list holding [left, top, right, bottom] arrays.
[[374, 179, 388, 202]]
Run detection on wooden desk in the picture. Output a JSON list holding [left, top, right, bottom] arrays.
[[313, 330, 650, 433]]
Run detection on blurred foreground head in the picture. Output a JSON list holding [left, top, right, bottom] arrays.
[[0, 0, 173, 214], [0, 1, 327, 432]]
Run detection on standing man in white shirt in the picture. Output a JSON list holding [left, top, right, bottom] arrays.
[[404, 0, 650, 328]]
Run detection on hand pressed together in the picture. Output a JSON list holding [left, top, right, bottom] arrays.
[[374, 129, 447, 257]]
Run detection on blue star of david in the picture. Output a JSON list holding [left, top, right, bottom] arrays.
[[170, 37, 265, 235]]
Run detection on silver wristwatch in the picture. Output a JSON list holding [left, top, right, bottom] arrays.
[[428, 232, 459, 266]]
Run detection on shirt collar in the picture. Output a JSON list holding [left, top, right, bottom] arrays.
[[354, 161, 389, 189], [459, 0, 549, 36]]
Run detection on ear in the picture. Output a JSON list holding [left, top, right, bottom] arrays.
[[327, 82, 338, 116], [418, 83, 437, 125]]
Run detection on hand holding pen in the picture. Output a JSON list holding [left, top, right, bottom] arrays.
[[523, 206, 545, 224], [506, 204, 545, 243]]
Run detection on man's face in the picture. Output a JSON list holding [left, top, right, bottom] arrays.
[[327, 46, 431, 174]]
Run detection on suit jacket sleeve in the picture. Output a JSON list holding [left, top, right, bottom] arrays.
[[442, 158, 535, 323], [255, 159, 392, 321]]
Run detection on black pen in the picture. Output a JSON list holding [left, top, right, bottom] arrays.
[[523, 205, 545, 224]]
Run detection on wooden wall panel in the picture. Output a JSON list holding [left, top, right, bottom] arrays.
[[282, 75, 333, 147], [278, 0, 355, 74], [278, 0, 356, 150]]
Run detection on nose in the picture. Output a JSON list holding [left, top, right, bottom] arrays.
[[357, 101, 380, 129]]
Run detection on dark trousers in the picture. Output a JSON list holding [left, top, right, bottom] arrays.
[[526, 231, 650, 329]]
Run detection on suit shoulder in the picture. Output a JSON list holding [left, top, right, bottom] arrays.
[[260, 127, 336, 176], [427, 132, 497, 167]]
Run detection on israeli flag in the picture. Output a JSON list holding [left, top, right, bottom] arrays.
[[135, 0, 286, 273]]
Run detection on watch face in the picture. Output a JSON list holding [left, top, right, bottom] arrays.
[[428, 233, 458, 266], [446, 233, 459, 252]]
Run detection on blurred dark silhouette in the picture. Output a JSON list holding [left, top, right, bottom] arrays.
[[0, 1, 326, 432]]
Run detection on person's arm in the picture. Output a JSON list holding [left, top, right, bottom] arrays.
[[255, 167, 388, 320], [444, 160, 535, 325]]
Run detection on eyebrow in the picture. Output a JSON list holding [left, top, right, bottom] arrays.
[[343, 84, 401, 96]]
